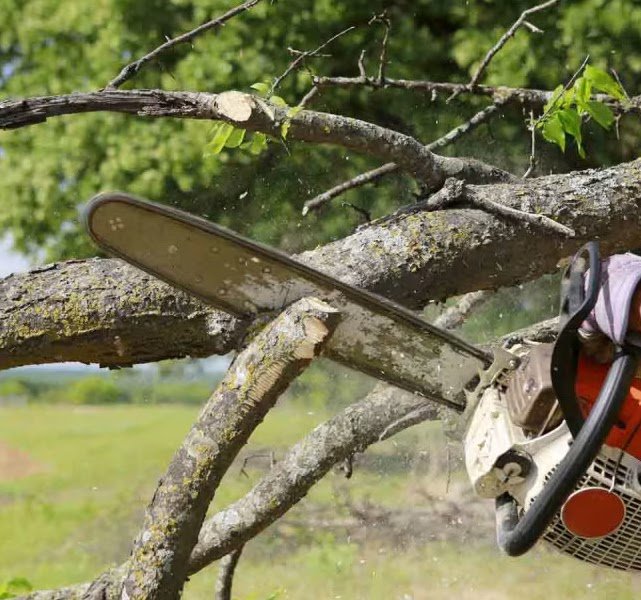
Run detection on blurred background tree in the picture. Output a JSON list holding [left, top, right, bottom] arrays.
[[2, 0, 640, 264]]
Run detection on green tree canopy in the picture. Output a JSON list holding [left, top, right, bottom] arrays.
[[2, 0, 640, 261]]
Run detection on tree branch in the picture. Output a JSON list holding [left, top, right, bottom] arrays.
[[17, 310, 562, 600], [0, 89, 513, 190], [302, 101, 503, 214], [3, 160, 641, 372], [313, 76, 641, 116], [432, 290, 492, 331], [214, 546, 244, 600], [106, 0, 265, 89], [449, 0, 559, 101], [187, 383, 437, 573], [122, 297, 340, 599]]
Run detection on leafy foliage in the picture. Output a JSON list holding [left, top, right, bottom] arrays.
[[3, 1, 641, 261], [537, 65, 628, 157], [0, 578, 32, 599]]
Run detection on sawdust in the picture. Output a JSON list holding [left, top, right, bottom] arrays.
[[0, 441, 44, 481]]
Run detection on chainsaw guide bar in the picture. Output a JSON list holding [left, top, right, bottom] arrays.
[[85, 193, 491, 411]]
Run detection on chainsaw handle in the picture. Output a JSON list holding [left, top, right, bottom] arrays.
[[496, 348, 639, 556], [552, 241, 601, 437]]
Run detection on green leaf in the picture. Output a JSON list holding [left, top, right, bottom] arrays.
[[558, 108, 585, 157], [225, 127, 246, 148], [584, 65, 626, 100], [250, 82, 270, 96], [281, 120, 291, 139], [244, 133, 268, 155], [270, 95, 288, 108], [544, 84, 564, 113], [558, 108, 582, 141], [560, 86, 575, 108], [573, 76, 592, 111], [541, 114, 566, 152], [287, 105, 303, 118], [208, 123, 235, 154], [586, 101, 615, 128], [0, 578, 32, 599]]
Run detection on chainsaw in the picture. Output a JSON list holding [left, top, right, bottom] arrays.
[[85, 192, 641, 571]]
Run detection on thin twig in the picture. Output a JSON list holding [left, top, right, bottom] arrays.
[[106, 0, 264, 89], [313, 74, 641, 115], [302, 102, 502, 214], [269, 25, 356, 96], [522, 20, 544, 34], [357, 49, 367, 79], [468, 191, 575, 237], [448, 0, 559, 102], [536, 54, 590, 124], [523, 110, 537, 178], [610, 68, 631, 101], [214, 546, 244, 600], [525, 54, 589, 172], [373, 12, 391, 83], [297, 85, 320, 109]]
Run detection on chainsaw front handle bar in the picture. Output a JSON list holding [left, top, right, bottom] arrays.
[[496, 348, 640, 556], [552, 241, 601, 436]]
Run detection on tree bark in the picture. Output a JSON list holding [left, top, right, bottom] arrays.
[[3, 160, 641, 373], [121, 297, 340, 600]]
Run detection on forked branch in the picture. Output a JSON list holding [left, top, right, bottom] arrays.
[[122, 297, 340, 600]]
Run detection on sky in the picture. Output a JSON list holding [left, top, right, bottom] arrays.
[[0, 235, 31, 277]]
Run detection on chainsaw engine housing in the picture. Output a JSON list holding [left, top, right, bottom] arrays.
[[465, 343, 641, 571]]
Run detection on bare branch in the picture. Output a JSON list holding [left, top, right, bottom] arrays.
[[372, 12, 391, 83], [432, 290, 492, 331], [269, 26, 356, 96], [215, 546, 244, 600], [450, 0, 559, 101], [313, 76, 641, 115], [122, 297, 340, 599], [410, 177, 574, 237], [303, 101, 503, 214], [106, 0, 264, 89], [302, 163, 397, 215], [464, 187, 575, 237]]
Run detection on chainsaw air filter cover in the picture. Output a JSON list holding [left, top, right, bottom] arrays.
[[505, 343, 561, 435]]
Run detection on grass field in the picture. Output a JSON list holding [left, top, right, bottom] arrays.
[[2, 402, 641, 599]]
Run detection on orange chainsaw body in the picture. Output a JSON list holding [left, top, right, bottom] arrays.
[[576, 354, 641, 461]]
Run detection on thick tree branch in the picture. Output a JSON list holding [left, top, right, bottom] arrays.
[[106, 0, 264, 89], [17, 312, 562, 600], [187, 383, 436, 572], [0, 259, 244, 370], [122, 297, 339, 599], [0, 89, 513, 189], [3, 160, 641, 372]]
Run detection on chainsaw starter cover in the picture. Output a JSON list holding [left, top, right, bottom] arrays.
[[561, 487, 626, 538]]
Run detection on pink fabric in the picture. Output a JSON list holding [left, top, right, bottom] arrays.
[[582, 253, 641, 345]]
